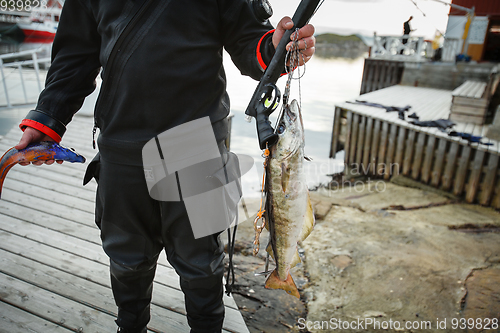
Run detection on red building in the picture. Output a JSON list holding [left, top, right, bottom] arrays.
[[447, 0, 500, 61]]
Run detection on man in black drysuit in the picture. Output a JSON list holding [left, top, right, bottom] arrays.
[[14, 0, 316, 332]]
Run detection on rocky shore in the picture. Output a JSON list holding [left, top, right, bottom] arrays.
[[226, 176, 500, 332]]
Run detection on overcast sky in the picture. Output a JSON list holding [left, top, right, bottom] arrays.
[[268, 0, 453, 39]]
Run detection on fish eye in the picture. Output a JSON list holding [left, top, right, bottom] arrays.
[[277, 124, 285, 134]]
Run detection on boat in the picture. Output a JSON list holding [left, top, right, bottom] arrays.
[[0, 0, 62, 41]]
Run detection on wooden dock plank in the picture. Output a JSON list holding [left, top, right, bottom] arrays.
[[349, 113, 359, 166], [465, 150, 486, 203], [479, 154, 500, 206], [384, 123, 397, 180], [355, 115, 366, 167], [329, 107, 341, 158], [431, 138, 448, 187], [403, 130, 416, 176], [411, 132, 426, 180], [0, 272, 119, 332], [0, 301, 73, 332], [362, 117, 373, 171], [370, 119, 381, 175], [344, 111, 353, 164], [377, 121, 389, 176], [453, 146, 471, 196], [393, 126, 406, 176], [421, 135, 436, 183], [442, 142, 459, 191]]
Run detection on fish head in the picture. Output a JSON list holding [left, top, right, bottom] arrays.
[[34, 141, 86, 163], [55, 145, 86, 163], [273, 100, 304, 161]]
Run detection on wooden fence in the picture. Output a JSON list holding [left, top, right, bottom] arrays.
[[360, 59, 406, 94], [330, 106, 500, 209]]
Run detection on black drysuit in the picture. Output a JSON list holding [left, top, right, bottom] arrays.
[[20, 0, 276, 331]]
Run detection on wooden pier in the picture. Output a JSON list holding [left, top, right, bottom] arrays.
[[0, 113, 249, 333], [330, 85, 500, 209]]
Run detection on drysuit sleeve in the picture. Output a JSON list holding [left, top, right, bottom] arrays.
[[19, 0, 101, 142], [219, 0, 276, 81]]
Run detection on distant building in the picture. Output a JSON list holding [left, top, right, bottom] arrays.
[[445, 0, 500, 62]]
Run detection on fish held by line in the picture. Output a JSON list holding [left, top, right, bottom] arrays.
[[264, 99, 315, 298]]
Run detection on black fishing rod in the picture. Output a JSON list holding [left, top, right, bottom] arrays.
[[245, 0, 322, 150]]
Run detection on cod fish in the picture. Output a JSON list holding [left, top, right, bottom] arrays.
[[264, 99, 315, 298], [0, 141, 86, 199]]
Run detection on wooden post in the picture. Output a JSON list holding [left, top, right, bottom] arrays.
[[431, 138, 447, 187], [330, 107, 342, 158], [394, 126, 406, 176], [479, 153, 499, 206], [465, 150, 485, 203], [453, 145, 471, 196], [356, 116, 366, 167], [384, 123, 398, 180], [363, 117, 374, 173], [403, 130, 416, 176], [370, 119, 381, 175], [349, 114, 360, 166], [411, 131, 426, 180], [421, 136, 436, 183], [344, 111, 353, 164], [442, 142, 459, 191], [377, 121, 389, 176]]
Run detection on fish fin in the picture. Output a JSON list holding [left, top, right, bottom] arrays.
[[265, 242, 275, 260], [281, 161, 290, 193], [265, 270, 300, 298], [290, 249, 301, 268], [299, 192, 316, 242]]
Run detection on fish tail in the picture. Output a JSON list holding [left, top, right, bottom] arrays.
[[264, 270, 300, 298]]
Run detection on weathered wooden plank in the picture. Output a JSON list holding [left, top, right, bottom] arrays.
[[344, 111, 353, 164], [3, 177, 95, 212], [450, 104, 488, 116], [370, 119, 381, 175], [1, 189, 95, 227], [349, 114, 359, 166], [355, 115, 366, 167], [393, 126, 406, 176], [0, 300, 73, 332], [465, 150, 486, 203], [403, 130, 416, 176], [0, 199, 99, 245], [377, 121, 389, 176], [329, 107, 342, 158], [362, 117, 373, 171], [421, 135, 436, 184], [492, 173, 500, 210], [441, 142, 460, 191], [431, 138, 448, 187], [0, 272, 119, 332], [411, 132, 426, 180], [453, 145, 472, 196], [3, 169, 96, 202], [479, 153, 500, 206], [360, 60, 370, 94], [384, 123, 398, 180]]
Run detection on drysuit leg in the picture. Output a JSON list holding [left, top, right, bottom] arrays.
[[93, 157, 164, 331], [159, 200, 226, 333]]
